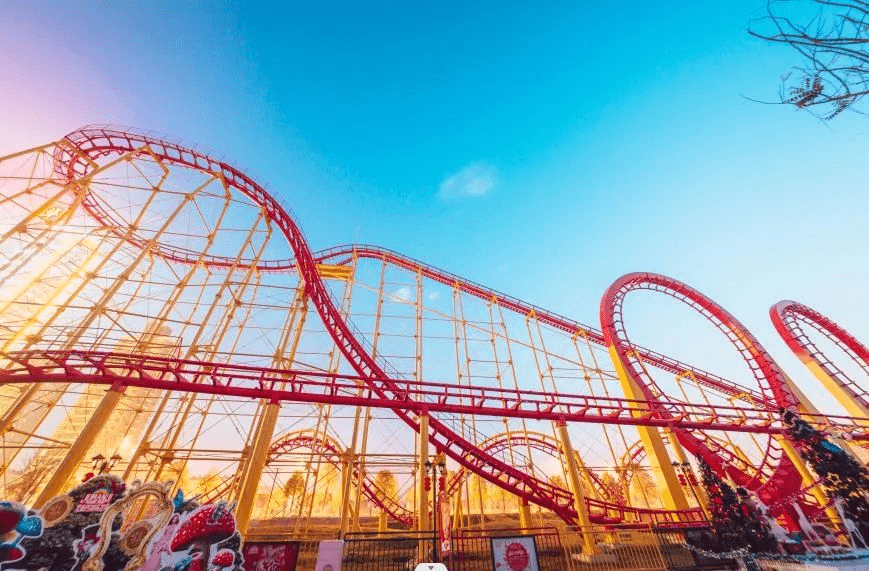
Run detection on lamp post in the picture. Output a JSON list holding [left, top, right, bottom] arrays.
[[425, 455, 447, 563], [672, 461, 703, 515], [91, 453, 122, 475]]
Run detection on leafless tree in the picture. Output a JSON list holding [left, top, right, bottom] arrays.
[[749, 0, 869, 119]]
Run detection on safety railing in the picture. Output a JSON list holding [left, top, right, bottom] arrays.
[[342, 530, 437, 571], [562, 524, 671, 571], [449, 526, 567, 571]]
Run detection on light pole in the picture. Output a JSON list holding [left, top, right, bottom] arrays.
[[425, 455, 447, 563], [672, 461, 703, 515], [91, 453, 122, 475]]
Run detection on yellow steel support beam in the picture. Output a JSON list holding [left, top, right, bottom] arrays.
[[665, 428, 710, 518], [518, 500, 533, 530], [316, 264, 353, 281], [798, 362, 869, 422], [235, 401, 281, 536], [608, 346, 690, 512], [777, 436, 841, 527], [33, 386, 125, 509], [452, 485, 464, 530], [557, 421, 596, 555], [417, 414, 430, 532]]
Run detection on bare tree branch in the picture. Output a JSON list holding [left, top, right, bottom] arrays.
[[750, 0, 869, 118]]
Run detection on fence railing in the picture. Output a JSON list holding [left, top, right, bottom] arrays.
[[248, 523, 866, 570], [449, 527, 566, 571], [341, 530, 437, 571], [562, 524, 672, 571]]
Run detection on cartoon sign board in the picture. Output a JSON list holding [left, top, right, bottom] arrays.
[[490, 535, 539, 571], [0, 479, 244, 571], [9, 474, 127, 571], [0, 501, 43, 567], [242, 541, 299, 571], [142, 500, 242, 571]]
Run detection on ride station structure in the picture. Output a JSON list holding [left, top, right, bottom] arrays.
[[0, 127, 868, 567]]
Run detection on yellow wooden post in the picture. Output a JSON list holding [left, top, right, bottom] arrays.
[[235, 401, 280, 536], [557, 421, 596, 555], [33, 386, 125, 508]]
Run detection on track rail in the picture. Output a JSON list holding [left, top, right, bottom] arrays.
[[46, 127, 643, 524], [4, 350, 848, 436], [314, 245, 773, 409], [600, 272, 804, 511], [771, 300, 869, 413], [36, 127, 865, 525], [202, 430, 414, 526]]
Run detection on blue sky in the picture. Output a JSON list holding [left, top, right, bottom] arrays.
[[2, 1, 868, 413]]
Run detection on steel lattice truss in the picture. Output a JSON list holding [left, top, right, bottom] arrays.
[[0, 127, 866, 533]]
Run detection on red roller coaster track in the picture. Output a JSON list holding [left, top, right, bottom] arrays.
[[48, 127, 640, 525], [771, 300, 869, 413], [10, 126, 858, 527], [600, 273, 804, 510], [202, 430, 415, 526]]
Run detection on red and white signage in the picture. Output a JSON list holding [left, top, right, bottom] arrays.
[[490, 535, 539, 571], [75, 490, 113, 513]]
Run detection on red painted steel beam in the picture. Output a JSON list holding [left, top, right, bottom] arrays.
[[2, 350, 865, 438], [316, 245, 773, 408]]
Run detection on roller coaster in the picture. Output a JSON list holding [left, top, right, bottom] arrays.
[[0, 126, 867, 541]]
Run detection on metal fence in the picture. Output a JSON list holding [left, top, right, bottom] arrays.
[[295, 539, 324, 571], [448, 527, 567, 571], [561, 525, 672, 571], [653, 526, 740, 571], [250, 524, 854, 570], [341, 530, 438, 571]]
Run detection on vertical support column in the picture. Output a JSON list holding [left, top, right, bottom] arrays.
[[665, 428, 709, 517], [339, 417, 361, 535], [235, 400, 280, 536], [338, 452, 353, 535], [417, 414, 430, 532], [557, 421, 596, 555], [609, 347, 690, 511], [518, 500, 532, 529], [777, 436, 841, 526], [232, 401, 267, 504], [452, 487, 464, 530], [574, 453, 600, 501], [378, 511, 388, 532], [33, 385, 125, 508]]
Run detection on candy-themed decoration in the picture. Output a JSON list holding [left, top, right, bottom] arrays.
[[0, 478, 242, 571]]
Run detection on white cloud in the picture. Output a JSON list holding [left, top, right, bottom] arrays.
[[437, 162, 497, 200], [390, 286, 412, 303]]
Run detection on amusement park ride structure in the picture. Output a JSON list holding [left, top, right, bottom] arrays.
[[0, 127, 867, 541]]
